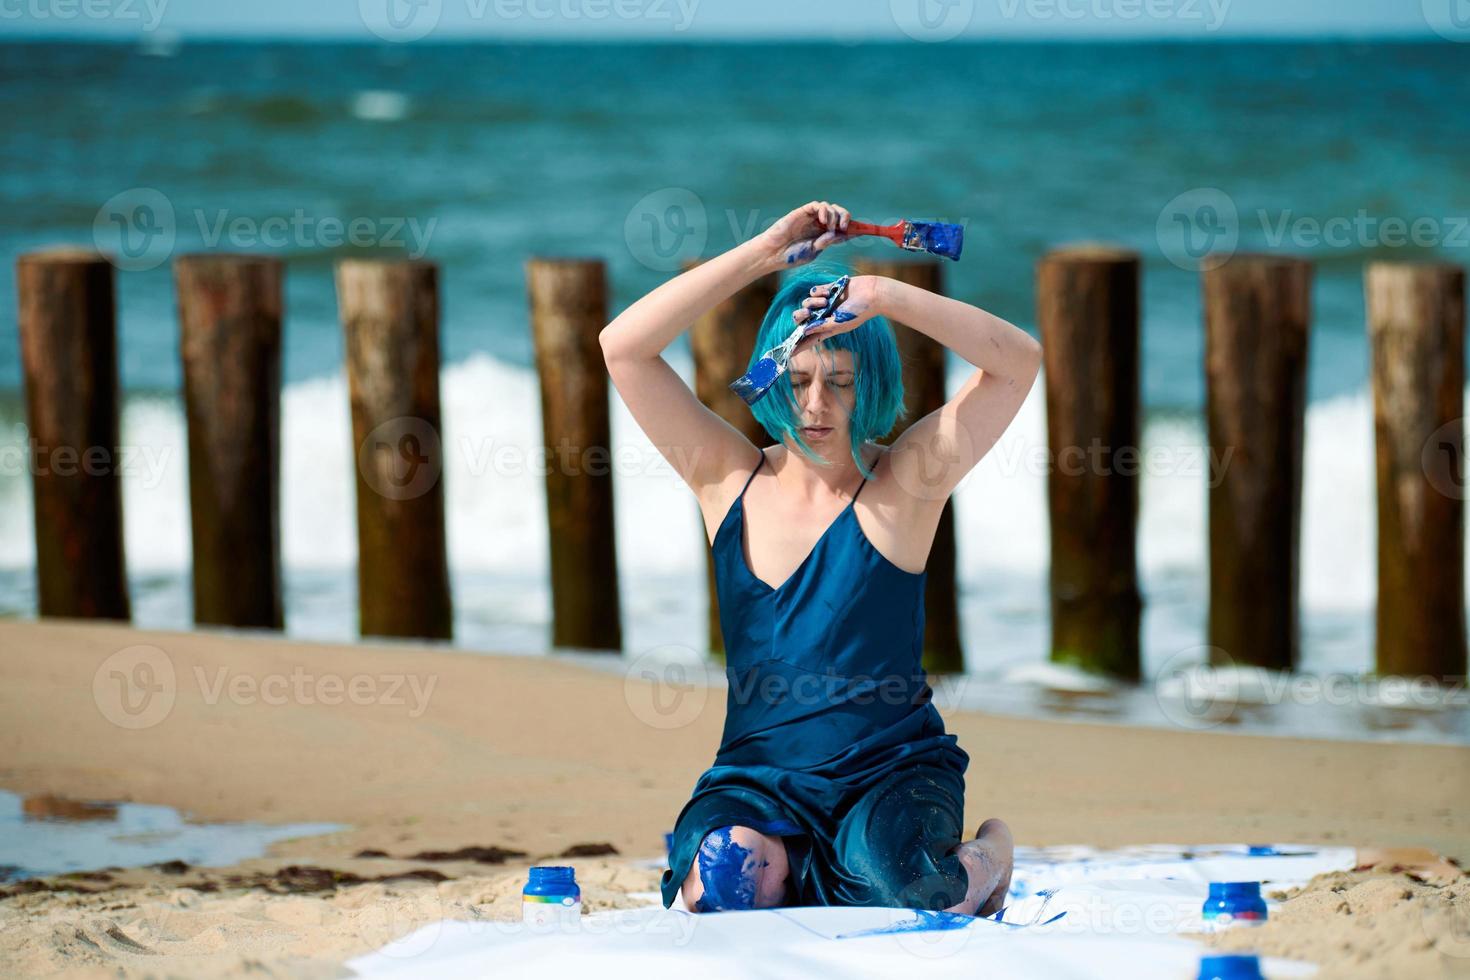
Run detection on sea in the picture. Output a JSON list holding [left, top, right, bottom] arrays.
[[1, 39, 1468, 735]]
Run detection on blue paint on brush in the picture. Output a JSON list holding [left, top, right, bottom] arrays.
[[902, 221, 964, 260], [694, 827, 764, 912]]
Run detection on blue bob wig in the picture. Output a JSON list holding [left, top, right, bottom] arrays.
[[747, 259, 908, 479]]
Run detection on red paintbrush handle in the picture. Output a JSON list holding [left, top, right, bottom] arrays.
[[845, 220, 906, 246]]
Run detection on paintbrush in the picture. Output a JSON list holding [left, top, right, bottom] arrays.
[[729, 275, 851, 407], [844, 218, 964, 261]]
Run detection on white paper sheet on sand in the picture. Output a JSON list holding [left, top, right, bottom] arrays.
[[347, 843, 1355, 979]]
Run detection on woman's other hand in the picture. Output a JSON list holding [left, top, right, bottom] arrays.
[[792, 275, 885, 354], [757, 200, 851, 270]]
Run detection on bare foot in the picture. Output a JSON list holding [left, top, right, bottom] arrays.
[[944, 818, 1014, 917]]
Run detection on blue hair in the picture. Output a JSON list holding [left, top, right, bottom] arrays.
[[747, 259, 908, 479]]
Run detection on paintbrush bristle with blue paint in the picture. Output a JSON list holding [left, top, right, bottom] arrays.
[[846, 219, 964, 261], [729, 275, 850, 407]]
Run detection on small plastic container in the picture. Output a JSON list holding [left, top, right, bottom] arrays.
[[523, 866, 581, 928], [1197, 953, 1264, 980], [1201, 881, 1268, 928]]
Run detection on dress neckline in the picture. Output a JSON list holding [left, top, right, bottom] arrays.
[[731, 448, 870, 595]]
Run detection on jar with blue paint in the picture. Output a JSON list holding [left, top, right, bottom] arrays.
[[523, 865, 581, 928], [1197, 953, 1264, 980], [1201, 881, 1267, 929]]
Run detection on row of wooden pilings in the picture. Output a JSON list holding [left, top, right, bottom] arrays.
[[13, 246, 1467, 682]]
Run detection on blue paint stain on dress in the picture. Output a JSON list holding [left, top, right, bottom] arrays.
[[835, 909, 975, 938], [694, 827, 763, 912]]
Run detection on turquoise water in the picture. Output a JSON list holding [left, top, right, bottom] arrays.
[[0, 39, 1467, 687]]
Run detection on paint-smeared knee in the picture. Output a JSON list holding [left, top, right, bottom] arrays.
[[687, 825, 787, 913]]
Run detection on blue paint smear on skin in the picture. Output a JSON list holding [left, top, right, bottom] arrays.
[[833, 310, 857, 323], [836, 909, 976, 938], [694, 827, 765, 912], [785, 243, 815, 265]]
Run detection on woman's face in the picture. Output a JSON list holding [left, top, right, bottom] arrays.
[[785, 346, 856, 449]]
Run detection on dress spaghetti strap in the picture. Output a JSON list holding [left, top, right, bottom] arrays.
[[739, 450, 766, 499]]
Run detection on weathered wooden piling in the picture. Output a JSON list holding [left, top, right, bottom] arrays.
[[855, 257, 964, 675], [175, 254, 284, 629], [1204, 254, 1312, 672], [526, 258, 622, 652], [16, 249, 130, 620], [686, 262, 779, 661], [1365, 262, 1466, 681], [336, 259, 452, 641], [1037, 245, 1142, 680]]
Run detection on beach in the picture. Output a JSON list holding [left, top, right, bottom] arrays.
[[1, 618, 1467, 977]]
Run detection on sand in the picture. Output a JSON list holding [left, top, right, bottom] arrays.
[[1, 618, 1467, 978]]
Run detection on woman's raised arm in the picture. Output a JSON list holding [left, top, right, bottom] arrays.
[[598, 201, 851, 497]]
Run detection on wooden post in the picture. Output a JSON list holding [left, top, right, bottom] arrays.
[[855, 257, 964, 675], [16, 248, 130, 620], [1204, 254, 1312, 672], [336, 259, 452, 641], [686, 261, 779, 662], [175, 254, 284, 630], [526, 258, 622, 652], [1365, 262, 1466, 681], [1037, 246, 1142, 680]]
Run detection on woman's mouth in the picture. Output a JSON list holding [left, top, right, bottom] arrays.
[[801, 426, 833, 439]]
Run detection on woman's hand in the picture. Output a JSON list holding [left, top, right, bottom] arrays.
[[792, 275, 885, 354], [756, 201, 852, 271]]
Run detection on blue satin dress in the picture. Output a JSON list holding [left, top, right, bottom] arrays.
[[659, 446, 973, 911]]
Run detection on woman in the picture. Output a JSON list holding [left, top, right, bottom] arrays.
[[600, 200, 1042, 916]]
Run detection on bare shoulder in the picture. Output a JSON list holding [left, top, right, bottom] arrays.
[[854, 442, 949, 575], [694, 443, 769, 547]]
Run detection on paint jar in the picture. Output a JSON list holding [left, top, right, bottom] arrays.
[[1201, 881, 1267, 929], [523, 866, 581, 928], [1196, 953, 1264, 980]]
